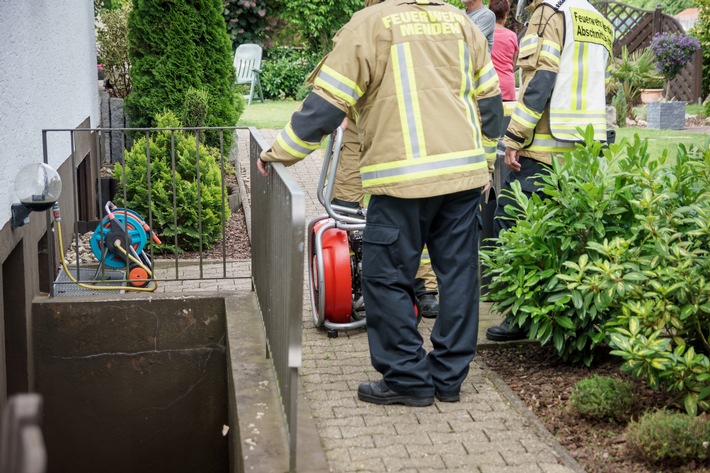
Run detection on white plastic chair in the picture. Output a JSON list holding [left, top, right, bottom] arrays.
[[233, 44, 264, 105]]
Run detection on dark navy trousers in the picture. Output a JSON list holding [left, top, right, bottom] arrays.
[[361, 188, 482, 398]]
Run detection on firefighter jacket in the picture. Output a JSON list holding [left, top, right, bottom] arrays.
[[260, 0, 504, 199], [502, 0, 611, 164]]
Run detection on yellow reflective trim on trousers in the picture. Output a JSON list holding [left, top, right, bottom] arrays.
[[275, 124, 319, 158], [313, 65, 363, 106], [392, 43, 426, 159], [420, 250, 430, 264], [459, 40, 481, 146], [362, 161, 488, 187]]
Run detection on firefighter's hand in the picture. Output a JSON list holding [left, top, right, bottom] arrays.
[[504, 147, 521, 172], [257, 157, 270, 177], [340, 116, 349, 130]]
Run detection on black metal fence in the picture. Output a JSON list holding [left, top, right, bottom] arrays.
[[41, 126, 250, 297]]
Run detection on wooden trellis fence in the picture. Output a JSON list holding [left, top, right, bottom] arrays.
[[592, 0, 703, 102]]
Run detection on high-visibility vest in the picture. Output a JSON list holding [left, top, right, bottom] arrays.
[[545, 0, 612, 142]]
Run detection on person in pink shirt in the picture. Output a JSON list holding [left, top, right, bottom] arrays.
[[490, 0, 519, 101]]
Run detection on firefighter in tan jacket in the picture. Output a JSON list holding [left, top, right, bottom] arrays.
[[259, 0, 503, 406], [486, 0, 612, 341]]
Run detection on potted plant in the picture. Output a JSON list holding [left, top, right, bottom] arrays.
[[638, 75, 664, 104], [646, 32, 701, 129], [609, 47, 663, 118]]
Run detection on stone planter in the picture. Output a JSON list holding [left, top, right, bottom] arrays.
[[640, 88, 663, 104], [646, 101, 686, 130]]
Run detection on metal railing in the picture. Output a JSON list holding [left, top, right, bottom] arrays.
[[41, 126, 250, 296], [41, 125, 305, 470], [248, 128, 305, 472]]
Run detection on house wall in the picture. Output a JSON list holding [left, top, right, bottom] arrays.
[[0, 0, 100, 408]]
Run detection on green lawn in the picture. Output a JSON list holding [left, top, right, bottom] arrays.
[[614, 128, 709, 159], [237, 99, 299, 129], [237, 99, 708, 159]]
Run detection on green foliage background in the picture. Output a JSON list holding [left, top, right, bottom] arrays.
[[259, 47, 321, 100], [222, 0, 283, 50], [125, 0, 238, 147], [619, 0, 695, 14], [692, 0, 710, 101], [96, 5, 132, 98]]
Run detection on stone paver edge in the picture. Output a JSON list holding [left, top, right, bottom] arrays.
[[478, 357, 587, 473]]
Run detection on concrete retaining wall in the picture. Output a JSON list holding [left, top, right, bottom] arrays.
[[32, 294, 229, 473]]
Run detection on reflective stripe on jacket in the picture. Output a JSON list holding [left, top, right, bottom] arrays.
[[262, 0, 503, 199]]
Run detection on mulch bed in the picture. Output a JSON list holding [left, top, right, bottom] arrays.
[[477, 343, 710, 473]]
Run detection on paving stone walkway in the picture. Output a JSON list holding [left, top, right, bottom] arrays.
[[235, 128, 585, 473]]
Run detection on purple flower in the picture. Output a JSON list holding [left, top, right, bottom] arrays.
[[649, 32, 701, 81]]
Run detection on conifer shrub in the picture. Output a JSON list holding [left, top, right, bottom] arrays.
[[112, 111, 229, 253], [125, 0, 238, 148], [569, 375, 634, 422], [626, 409, 710, 465]]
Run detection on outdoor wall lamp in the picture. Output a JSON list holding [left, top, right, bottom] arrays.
[[11, 163, 62, 229]]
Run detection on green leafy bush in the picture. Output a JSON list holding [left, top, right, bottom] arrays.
[[280, 0, 363, 54], [626, 409, 710, 465], [260, 47, 321, 100], [125, 0, 238, 149], [694, 0, 710, 99], [569, 375, 635, 422], [112, 111, 229, 252], [222, 0, 282, 50], [482, 127, 630, 365], [482, 128, 710, 413], [600, 144, 710, 416]]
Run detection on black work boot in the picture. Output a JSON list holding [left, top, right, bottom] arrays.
[[358, 380, 434, 407], [418, 294, 439, 319], [485, 315, 526, 341]]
